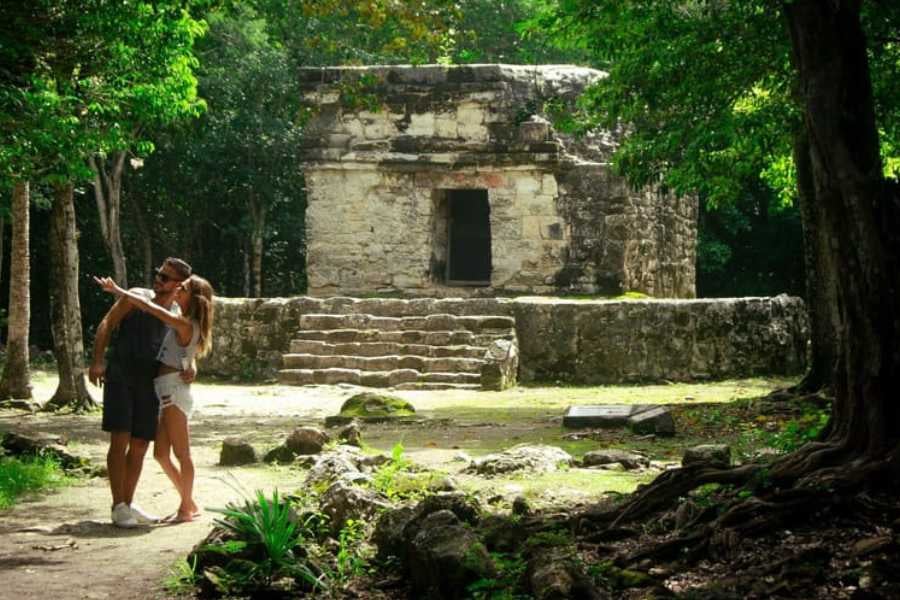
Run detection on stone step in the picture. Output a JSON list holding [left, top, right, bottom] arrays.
[[282, 353, 484, 373], [293, 329, 513, 346], [392, 382, 482, 391], [299, 313, 515, 333], [277, 368, 482, 387], [288, 339, 487, 359]]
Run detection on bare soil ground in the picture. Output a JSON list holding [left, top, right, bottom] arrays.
[[0, 373, 791, 599]]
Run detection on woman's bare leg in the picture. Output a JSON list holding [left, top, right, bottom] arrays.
[[154, 407, 184, 500], [163, 404, 196, 521]]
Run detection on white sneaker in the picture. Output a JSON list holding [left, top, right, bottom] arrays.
[[111, 502, 138, 528], [129, 502, 161, 524]]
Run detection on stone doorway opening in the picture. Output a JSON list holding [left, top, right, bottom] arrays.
[[442, 189, 491, 286]]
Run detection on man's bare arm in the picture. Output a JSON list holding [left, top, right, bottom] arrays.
[[89, 297, 134, 386]]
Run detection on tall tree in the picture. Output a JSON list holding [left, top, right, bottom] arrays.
[[1, 1, 205, 410], [536, 0, 900, 547], [0, 181, 32, 400], [44, 183, 92, 410], [534, 0, 899, 394]]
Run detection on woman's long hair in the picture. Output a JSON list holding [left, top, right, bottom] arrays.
[[184, 275, 214, 357]]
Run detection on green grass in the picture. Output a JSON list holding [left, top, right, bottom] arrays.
[[0, 455, 70, 509]]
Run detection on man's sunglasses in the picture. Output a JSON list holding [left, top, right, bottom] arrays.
[[154, 269, 184, 284]]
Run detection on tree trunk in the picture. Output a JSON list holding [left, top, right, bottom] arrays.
[[0, 181, 32, 399], [45, 183, 94, 412], [790, 129, 838, 395], [780, 0, 900, 465], [89, 152, 129, 286], [242, 243, 251, 297], [248, 193, 266, 297], [130, 191, 153, 286], [0, 213, 5, 292]]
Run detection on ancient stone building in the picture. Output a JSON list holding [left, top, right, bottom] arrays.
[[298, 64, 697, 298]]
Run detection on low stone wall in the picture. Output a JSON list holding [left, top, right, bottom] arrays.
[[204, 295, 808, 384]]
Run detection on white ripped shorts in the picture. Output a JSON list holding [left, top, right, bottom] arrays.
[[154, 372, 194, 419]]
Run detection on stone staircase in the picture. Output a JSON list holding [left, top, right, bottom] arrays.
[[277, 313, 517, 390]]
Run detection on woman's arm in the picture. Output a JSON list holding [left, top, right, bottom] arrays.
[[93, 276, 193, 343]]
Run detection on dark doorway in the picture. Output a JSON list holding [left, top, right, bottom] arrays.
[[447, 189, 491, 285]]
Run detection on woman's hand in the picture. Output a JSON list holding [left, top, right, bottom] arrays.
[[93, 276, 124, 296]]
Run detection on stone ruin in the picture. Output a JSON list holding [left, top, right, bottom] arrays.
[[298, 64, 697, 298]]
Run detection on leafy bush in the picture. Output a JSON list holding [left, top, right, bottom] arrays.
[[206, 489, 326, 594], [0, 455, 69, 509]]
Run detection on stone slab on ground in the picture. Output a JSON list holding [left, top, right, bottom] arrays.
[[562, 404, 675, 435]]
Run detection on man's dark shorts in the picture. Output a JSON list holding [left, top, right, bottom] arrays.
[[101, 362, 159, 441]]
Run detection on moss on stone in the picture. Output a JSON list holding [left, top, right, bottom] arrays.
[[339, 392, 416, 418]]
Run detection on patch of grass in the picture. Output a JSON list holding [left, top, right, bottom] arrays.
[[459, 468, 653, 504], [412, 377, 797, 424], [0, 455, 70, 509], [163, 556, 199, 596]]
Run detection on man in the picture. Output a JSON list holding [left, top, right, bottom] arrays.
[[89, 257, 193, 527]]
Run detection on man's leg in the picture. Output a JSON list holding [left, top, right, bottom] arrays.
[[123, 437, 150, 505], [107, 431, 132, 507]]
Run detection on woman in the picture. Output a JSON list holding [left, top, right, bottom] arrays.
[[95, 273, 214, 523]]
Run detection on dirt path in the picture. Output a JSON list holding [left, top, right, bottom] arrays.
[[0, 381, 355, 600], [0, 375, 788, 599]]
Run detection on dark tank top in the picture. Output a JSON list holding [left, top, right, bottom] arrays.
[[106, 292, 168, 381]]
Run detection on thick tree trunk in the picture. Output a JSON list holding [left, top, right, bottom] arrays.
[[790, 129, 838, 395], [130, 191, 153, 286], [0, 214, 5, 291], [779, 0, 900, 466], [0, 181, 32, 399], [45, 183, 94, 412], [89, 152, 129, 286]]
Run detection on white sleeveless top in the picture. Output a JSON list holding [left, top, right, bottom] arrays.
[[156, 321, 200, 371]]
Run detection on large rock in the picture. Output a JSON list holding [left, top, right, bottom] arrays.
[[408, 510, 496, 600], [326, 392, 417, 426], [581, 449, 650, 470], [464, 445, 573, 476], [286, 426, 330, 455], [527, 548, 605, 600], [682, 444, 732, 469], [481, 339, 519, 391], [219, 438, 258, 466], [305, 445, 369, 486], [373, 492, 482, 562], [628, 406, 675, 436], [338, 422, 362, 447], [319, 480, 392, 534], [0, 432, 93, 473]]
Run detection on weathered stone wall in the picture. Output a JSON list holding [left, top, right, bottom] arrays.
[[204, 295, 808, 383], [299, 64, 697, 298]]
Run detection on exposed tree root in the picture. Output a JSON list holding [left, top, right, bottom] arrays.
[[601, 464, 761, 529], [577, 444, 900, 579]]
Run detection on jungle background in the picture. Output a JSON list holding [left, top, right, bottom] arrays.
[[1, 0, 819, 355]]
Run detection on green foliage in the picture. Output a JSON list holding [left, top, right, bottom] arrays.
[[337, 73, 383, 112], [530, 0, 900, 298], [0, 455, 69, 509], [209, 489, 325, 591], [749, 408, 829, 456], [467, 551, 529, 599], [588, 560, 652, 590], [370, 442, 414, 500], [524, 529, 573, 549], [447, 0, 589, 65], [163, 556, 199, 596], [334, 518, 371, 583]]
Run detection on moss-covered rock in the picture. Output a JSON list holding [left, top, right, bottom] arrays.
[[338, 392, 416, 418]]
